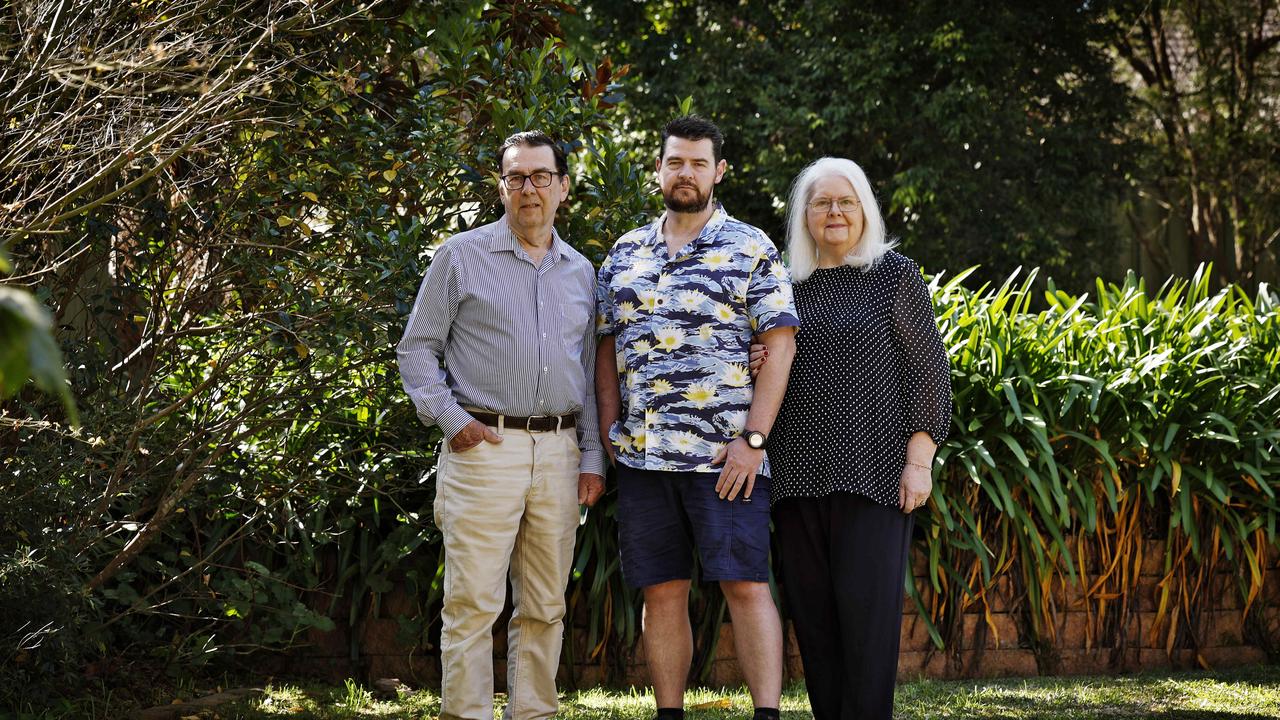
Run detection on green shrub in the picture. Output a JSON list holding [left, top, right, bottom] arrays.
[[1, 0, 650, 694], [915, 265, 1280, 662], [0, 548, 95, 707]]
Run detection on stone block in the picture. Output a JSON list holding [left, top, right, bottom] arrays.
[[706, 658, 743, 688], [1261, 606, 1280, 636], [910, 548, 929, 576], [900, 615, 934, 652], [1136, 648, 1197, 670], [1135, 585, 1161, 612], [960, 612, 1020, 650], [380, 584, 417, 618], [1120, 610, 1145, 647], [971, 648, 1038, 677], [560, 664, 604, 689], [1200, 645, 1266, 668], [1264, 574, 1280, 604], [985, 577, 1016, 613], [306, 623, 350, 658], [1055, 611, 1092, 650], [630, 637, 646, 665], [1196, 610, 1243, 647], [366, 654, 412, 683], [285, 655, 356, 684], [1055, 648, 1117, 675], [904, 579, 934, 614], [896, 650, 950, 681], [360, 618, 403, 655], [1132, 610, 1173, 649], [784, 653, 806, 680], [1140, 541, 1167, 577], [624, 663, 648, 688], [714, 623, 735, 660], [1209, 573, 1242, 610], [784, 621, 799, 653], [1054, 580, 1089, 611]]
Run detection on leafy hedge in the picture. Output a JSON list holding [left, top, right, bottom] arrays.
[[566, 265, 1280, 681], [920, 266, 1280, 658]]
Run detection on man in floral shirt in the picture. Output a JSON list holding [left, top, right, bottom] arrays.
[[595, 116, 799, 720]]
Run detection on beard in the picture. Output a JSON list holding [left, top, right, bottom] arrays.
[[663, 182, 712, 213]]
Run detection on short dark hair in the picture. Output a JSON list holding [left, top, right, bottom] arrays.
[[497, 131, 568, 176], [660, 115, 724, 163]]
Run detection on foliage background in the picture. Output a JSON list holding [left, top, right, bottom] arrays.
[[1, 0, 1278, 710], [566, 0, 1135, 291]]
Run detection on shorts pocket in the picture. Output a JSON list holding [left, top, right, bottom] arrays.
[[728, 475, 772, 580]]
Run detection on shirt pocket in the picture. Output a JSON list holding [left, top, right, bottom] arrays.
[[560, 295, 594, 357]]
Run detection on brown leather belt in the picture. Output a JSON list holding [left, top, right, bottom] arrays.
[[471, 411, 575, 432]]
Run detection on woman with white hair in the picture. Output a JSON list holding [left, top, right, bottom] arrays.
[[753, 157, 951, 718]]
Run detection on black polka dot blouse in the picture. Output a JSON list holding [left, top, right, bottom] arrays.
[[768, 251, 953, 508]]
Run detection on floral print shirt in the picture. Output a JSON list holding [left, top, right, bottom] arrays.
[[596, 205, 801, 473]]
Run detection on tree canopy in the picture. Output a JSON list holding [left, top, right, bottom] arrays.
[[567, 0, 1137, 290]]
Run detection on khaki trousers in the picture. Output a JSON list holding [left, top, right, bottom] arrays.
[[433, 423, 580, 720]]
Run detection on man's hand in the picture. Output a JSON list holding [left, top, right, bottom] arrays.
[[711, 437, 764, 501], [899, 463, 933, 514], [749, 341, 769, 377], [449, 419, 503, 453], [578, 473, 605, 506]]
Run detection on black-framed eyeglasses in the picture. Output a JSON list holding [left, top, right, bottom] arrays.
[[500, 171, 562, 190]]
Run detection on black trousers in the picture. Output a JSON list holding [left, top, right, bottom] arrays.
[[774, 492, 914, 720]]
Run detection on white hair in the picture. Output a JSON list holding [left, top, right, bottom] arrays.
[[786, 157, 895, 282]]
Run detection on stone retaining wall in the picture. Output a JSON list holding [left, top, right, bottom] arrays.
[[290, 541, 1279, 687]]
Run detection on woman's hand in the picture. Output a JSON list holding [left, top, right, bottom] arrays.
[[749, 341, 769, 377], [898, 462, 933, 514]]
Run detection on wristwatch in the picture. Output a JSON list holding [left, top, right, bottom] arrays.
[[744, 430, 767, 449]]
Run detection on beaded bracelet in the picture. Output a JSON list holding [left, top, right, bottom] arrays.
[[905, 461, 932, 471]]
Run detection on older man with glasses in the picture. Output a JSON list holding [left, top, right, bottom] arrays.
[[397, 130, 605, 720]]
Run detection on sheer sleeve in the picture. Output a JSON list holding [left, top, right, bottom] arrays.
[[891, 258, 952, 445]]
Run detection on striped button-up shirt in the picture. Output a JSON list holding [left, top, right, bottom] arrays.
[[397, 216, 604, 476]]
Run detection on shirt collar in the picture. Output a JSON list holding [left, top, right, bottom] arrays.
[[490, 215, 566, 263], [642, 203, 729, 250]]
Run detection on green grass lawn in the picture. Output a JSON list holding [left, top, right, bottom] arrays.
[[188, 665, 1280, 719], [13, 665, 1280, 719]]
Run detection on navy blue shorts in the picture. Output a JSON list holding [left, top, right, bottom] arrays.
[[616, 464, 772, 588]]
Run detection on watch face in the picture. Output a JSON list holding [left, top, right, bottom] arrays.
[[746, 431, 765, 449]]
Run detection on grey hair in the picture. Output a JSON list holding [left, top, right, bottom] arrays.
[[785, 157, 895, 282]]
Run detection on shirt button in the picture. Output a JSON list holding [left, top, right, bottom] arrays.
[[543, 366, 549, 372], [542, 332, 547, 338]]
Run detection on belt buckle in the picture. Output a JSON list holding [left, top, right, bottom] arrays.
[[526, 415, 560, 432]]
